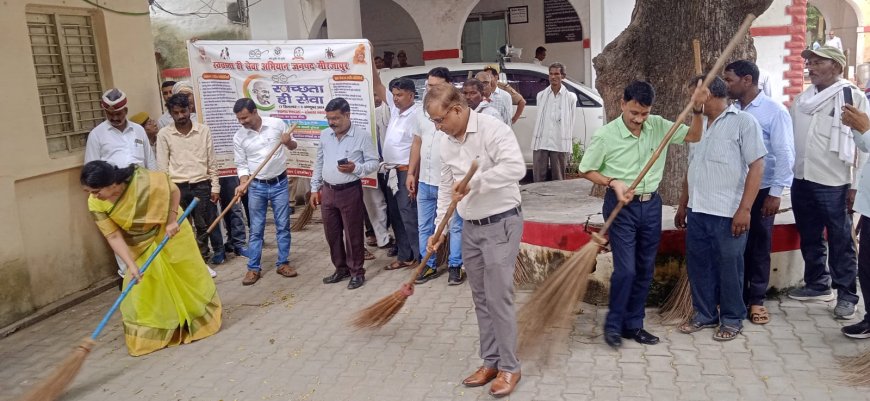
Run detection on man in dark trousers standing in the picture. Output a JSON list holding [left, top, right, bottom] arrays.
[[311, 98, 379, 290]]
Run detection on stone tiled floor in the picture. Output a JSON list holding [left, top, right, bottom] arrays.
[[2, 220, 870, 400]]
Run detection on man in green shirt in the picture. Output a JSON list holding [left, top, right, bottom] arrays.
[[579, 80, 706, 348]]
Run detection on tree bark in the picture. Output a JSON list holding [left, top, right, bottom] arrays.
[[591, 0, 773, 205]]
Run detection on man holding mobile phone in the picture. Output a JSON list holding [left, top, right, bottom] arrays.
[[788, 46, 869, 320], [311, 98, 380, 290]]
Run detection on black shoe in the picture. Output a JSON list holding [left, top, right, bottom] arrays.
[[604, 331, 622, 348], [347, 276, 365, 290], [843, 320, 870, 339], [447, 267, 466, 286], [414, 267, 443, 284], [621, 328, 660, 345], [323, 271, 351, 284]]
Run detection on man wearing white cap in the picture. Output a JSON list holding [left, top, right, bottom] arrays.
[[85, 88, 156, 170], [788, 46, 869, 320]]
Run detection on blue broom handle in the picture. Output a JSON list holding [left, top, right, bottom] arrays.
[[90, 198, 199, 340]]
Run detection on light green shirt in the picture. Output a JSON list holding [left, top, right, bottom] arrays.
[[579, 114, 688, 194]]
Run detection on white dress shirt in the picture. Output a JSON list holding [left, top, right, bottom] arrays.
[[492, 87, 513, 125], [827, 36, 843, 50], [532, 85, 577, 153], [233, 116, 289, 180], [435, 111, 526, 227], [475, 101, 503, 120], [85, 120, 156, 169], [414, 111, 444, 186], [383, 89, 419, 165], [791, 85, 869, 187]]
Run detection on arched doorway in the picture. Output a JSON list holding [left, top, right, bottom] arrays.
[[808, 0, 863, 67], [309, 1, 424, 67]]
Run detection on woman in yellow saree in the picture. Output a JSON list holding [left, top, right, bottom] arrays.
[[81, 161, 221, 356]]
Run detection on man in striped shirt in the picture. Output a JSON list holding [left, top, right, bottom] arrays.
[[676, 76, 767, 341]]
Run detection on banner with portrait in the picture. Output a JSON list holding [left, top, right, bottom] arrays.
[[187, 39, 377, 187]]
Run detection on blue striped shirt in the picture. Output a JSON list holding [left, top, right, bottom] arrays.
[[687, 105, 768, 218], [311, 124, 379, 193], [737, 93, 795, 197]]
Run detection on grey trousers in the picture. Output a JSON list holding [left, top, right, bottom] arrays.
[[463, 211, 523, 373], [532, 149, 568, 182]]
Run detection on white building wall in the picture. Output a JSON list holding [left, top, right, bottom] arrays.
[[754, 0, 794, 103], [587, 0, 635, 86]]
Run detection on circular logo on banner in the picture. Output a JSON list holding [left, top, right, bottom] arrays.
[[242, 74, 276, 111]]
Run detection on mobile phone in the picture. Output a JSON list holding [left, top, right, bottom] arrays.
[[844, 87, 854, 106], [337, 158, 349, 165]]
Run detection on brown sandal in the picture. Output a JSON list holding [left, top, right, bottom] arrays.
[[749, 305, 770, 325], [384, 259, 414, 270]]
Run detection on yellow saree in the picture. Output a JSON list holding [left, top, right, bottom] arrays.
[[88, 167, 222, 356]]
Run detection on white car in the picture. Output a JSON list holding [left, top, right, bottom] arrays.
[[379, 62, 604, 167]]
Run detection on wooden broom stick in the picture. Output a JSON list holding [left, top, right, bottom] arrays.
[[205, 122, 298, 235]]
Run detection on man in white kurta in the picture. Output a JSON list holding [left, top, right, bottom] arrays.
[[531, 63, 577, 182]]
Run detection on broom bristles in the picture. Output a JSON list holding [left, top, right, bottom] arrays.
[[839, 351, 870, 386], [18, 337, 95, 401], [350, 291, 408, 329], [518, 240, 599, 354], [291, 205, 315, 232], [659, 269, 694, 325], [514, 255, 534, 287]]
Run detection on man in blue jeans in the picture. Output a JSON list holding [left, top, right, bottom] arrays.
[[407, 67, 465, 285], [676, 76, 766, 341], [580, 81, 704, 348], [232, 98, 298, 286], [787, 46, 868, 320]]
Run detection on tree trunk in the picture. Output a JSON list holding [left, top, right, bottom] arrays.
[[591, 0, 773, 205]]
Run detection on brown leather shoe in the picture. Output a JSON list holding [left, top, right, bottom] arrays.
[[462, 366, 498, 387], [276, 264, 298, 277], [489, 370, 521, 398], [242, 270, 260, 286]]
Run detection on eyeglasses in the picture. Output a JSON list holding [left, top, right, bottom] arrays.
[[427, 104, 458, 124]]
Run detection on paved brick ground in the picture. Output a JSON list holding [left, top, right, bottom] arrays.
[[2, 219, 870, 401]]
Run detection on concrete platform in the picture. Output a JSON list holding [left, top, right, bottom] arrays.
[[519, 179, 805, 304]]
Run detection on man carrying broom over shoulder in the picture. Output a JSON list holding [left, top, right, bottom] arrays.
[[424, 82, 526, 397], [579, 80, 707, 348]]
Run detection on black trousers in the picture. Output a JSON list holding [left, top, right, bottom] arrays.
[[743, 188, 774, 306], [178, 180, 224, 258]]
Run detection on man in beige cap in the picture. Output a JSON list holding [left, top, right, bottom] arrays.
[[129, 112, 158, 155], [788, 46, 869, 320]]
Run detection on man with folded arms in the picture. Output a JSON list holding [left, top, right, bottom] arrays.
[[310, 98, 379, 290], [425, 83, 526, 397]]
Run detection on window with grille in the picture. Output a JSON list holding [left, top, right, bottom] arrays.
[[27, 11, 104, 156]]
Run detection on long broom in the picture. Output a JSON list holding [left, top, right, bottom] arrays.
[[17, 198, 201, 401], [203, 123, 298, 237], [291, 204, 315, 232], [351, 161, 479, 329], [517, 14, 757, 352], [659, 38, 705, 325]]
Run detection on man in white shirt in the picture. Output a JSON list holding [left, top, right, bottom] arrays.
[[156, 93, 224, 268], [533, 46, 546, 65], [157, 81, 176, 130], [407, 67, 465, 285], [484, 65, 526, 125], [531, 62, 577, 182], [841, 105, 870, 338], [372, 68, 422, 270], [788, 46, 868, 319], [424, 83, 526, 397], [85, 88, 156, 170], [232, 98, 298, 286], [475, 71, 511, 125], [826, 30, 843, 51], [363, 92, 393, 252]]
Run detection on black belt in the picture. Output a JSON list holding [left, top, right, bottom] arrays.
[[323, 180, 361, 191], [467, 206, 521, 226], [607, 188, 657, 203], [253, 172, 287, 185], [175, 180, 209, 188]]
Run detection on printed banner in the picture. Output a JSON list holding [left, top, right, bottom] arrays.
[[187, 39, 377, 187]]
